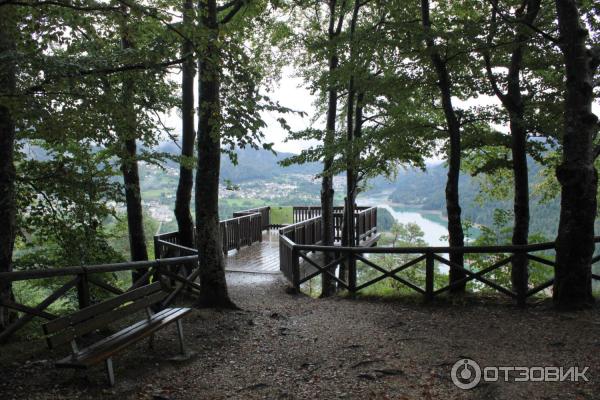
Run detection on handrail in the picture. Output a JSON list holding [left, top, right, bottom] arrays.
[[292, 241, 560, 254], [0, 255, 199, 283]]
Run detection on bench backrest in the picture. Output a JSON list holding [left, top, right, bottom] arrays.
[[43, 281, 167, 349]]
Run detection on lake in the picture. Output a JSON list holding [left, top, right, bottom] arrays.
[[362, 195, 449, 246]]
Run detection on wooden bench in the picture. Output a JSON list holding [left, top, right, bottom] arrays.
[[42, 282, 191, 386]]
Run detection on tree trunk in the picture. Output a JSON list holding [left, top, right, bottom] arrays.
[[484, 1, 542, 301], [0, 5, 17, 329], [320, 0, 340, 298], [553, 0, 597, 308], [421, 0, 465, 291], [509, 112, 529, 301], [119, 5, 149, 282], [175, 0, 196, 251], [340, 0, 361, 285], [195, 0, 236, 308]]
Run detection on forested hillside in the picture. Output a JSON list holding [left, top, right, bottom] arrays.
[[158, 143, 322, 182], [388, 161, 562, 239]]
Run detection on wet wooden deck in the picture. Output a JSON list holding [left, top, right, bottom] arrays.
[[224, 231, 281, 274], [224, 230, 378, 276]]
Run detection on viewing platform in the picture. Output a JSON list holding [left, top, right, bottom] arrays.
[[154, 205, 380, 277]]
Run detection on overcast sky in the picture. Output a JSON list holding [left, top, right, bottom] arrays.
[[165, 67, 319, 154]]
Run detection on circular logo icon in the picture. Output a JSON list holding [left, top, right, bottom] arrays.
[[451, 358, 481, 390]]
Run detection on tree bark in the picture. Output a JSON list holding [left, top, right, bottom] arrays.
[[421, 0, 465, 291], [320, 0, 341, 298], [195, 0, 236, 308], [553, 0, 598, 308], [174, 0, 196, 251], [119, 5, 149, 282], [0, 4, 17, 329]]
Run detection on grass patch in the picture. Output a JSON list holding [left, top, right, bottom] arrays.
[[270, 206, 293, 225]]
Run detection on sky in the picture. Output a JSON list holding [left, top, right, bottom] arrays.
[[259, 67, 321, 154], [165, 67, 320, 154]]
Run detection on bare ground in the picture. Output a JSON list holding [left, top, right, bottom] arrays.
[[1, 272, 599, 400]]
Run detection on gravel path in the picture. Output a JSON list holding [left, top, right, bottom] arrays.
[[1, 272, 599, 399]]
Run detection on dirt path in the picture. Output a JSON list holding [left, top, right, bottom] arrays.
[[1, 272, 599, 399]]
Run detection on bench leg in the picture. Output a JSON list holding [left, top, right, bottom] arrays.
[[105, 357, 115, 387], [176, 319, 185, 355], [148, 333, 155, 350]]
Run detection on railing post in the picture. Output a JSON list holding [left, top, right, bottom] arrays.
[[291, 246, 300, 292], [515, 250, 528, 307], [236, 219, 241, 250], [77, 270, 91, 310], [374, 207, 378, 234], [222, 221, 228, 256], [425, 252, 434, 302], [258, 215, 263, 242], [153, 235, 160, 260], [348, 252, 357, 295]]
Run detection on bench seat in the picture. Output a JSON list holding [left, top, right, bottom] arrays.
[[43, 282, 193, 385], [56, 307, 191, 369]]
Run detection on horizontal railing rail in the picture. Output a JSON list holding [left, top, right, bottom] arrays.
[[234, 206, 270, 230]]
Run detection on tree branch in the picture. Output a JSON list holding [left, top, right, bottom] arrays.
[[486, 0, 558, 43], [26, 54, 190, 94], [483, 7, 507, 102], [0, 0, 120, 12], [116, 0, 196, 48], [219, 0, 245, 25]]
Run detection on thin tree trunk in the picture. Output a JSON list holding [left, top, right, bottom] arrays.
[[340, 0, 361, 288], [421, 0, 465, 291], [195, 0, 236, 308], [175, 0, 196, 251], [320, 0, 341, 298], [553, 0, 598, 308], [484, 0, 541, 301], [0, 5, 17, 329], [119, 5, 148, 282], [345, 0, 361, 250]]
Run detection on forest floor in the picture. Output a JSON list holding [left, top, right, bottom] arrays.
[[1, 272, 599, 399]]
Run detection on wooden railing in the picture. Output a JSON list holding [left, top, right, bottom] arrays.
[[280, 206, 378, 283], [292, 206, 376, 241], [154, 206, 270, 258], [281, 238, 600, 305], [355, 207, 378, 243], [279, 216, 323, 283], [220, 212, 263, 254], [0, 255, 200, 342], [234, 206, 270, 230]]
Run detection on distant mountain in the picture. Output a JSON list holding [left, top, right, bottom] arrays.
[[158, 142, 322, 182]]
